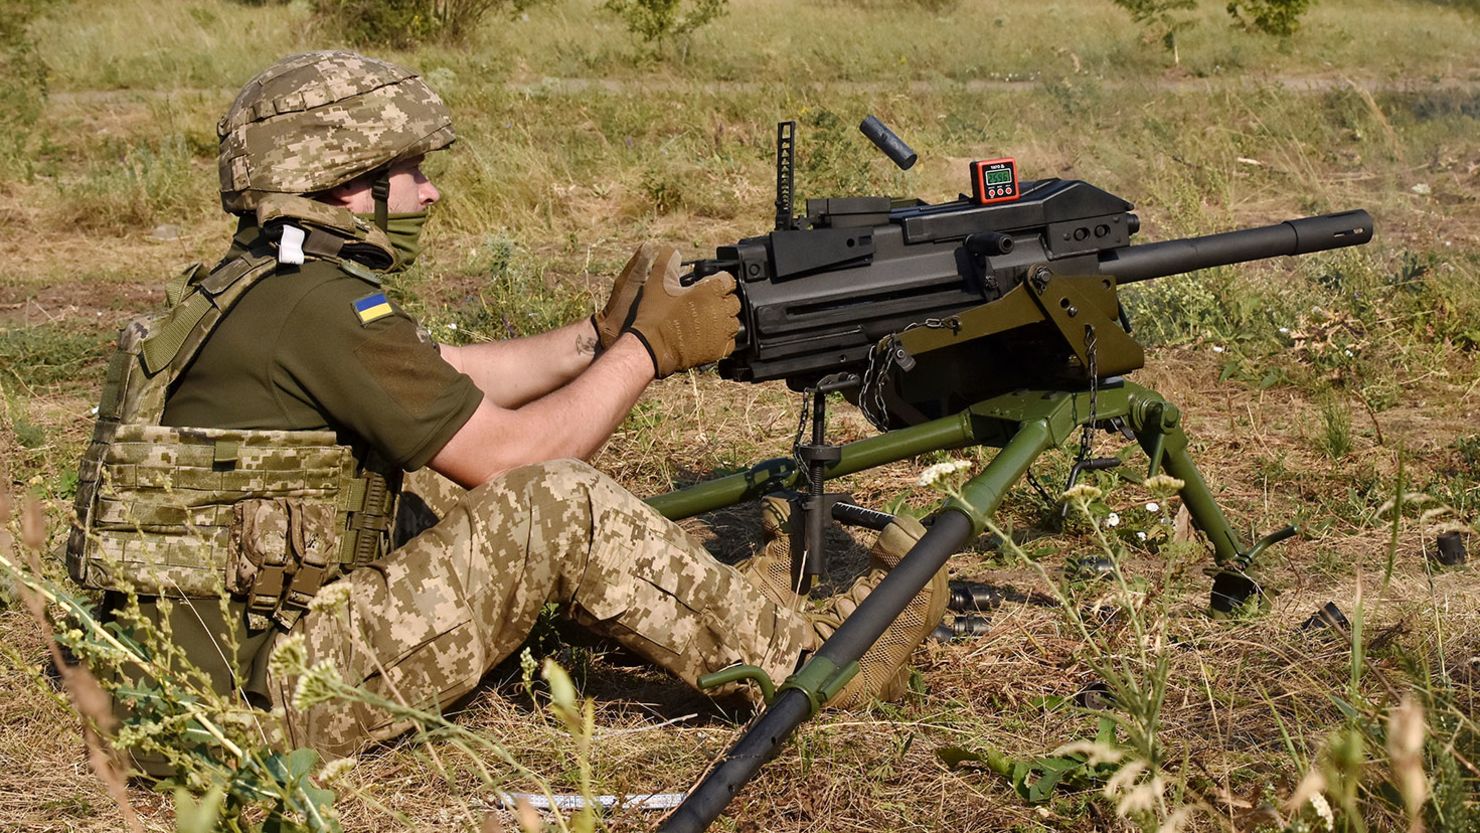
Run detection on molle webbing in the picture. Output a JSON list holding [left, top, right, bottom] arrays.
[[68, 244, 400, 623]]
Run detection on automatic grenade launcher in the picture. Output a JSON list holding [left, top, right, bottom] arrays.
[[652, 118, 1373, 833], [685, 118, 1372, 430]]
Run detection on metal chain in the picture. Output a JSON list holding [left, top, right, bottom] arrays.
[[790, 387, 815, 488], [1076, 324, 1099, 467], [858, 316, 960, 431]]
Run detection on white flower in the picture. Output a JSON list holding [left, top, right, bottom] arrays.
[[1142, 474, 1185, 497], [1309, 793, 1334, 831], [1061, 483, 1103, 502], [268, 633, 309, 677], [318, 757, 357, 785], [1212, 345, 1224, 353], [292, 660, 344, 710], [1105, 512, 1120, 528], [1145, 502, 1160, 513], [447, 322, 459, 330], [916, 460, 971, 487], [1136, 531, 1148, 542], [309, 581, 354, 614], [1278, 327, 1290, 335]]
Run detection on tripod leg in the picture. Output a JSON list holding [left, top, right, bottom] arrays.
[[1126, 392, 1242, 567]]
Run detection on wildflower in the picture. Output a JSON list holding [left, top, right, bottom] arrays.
[[1211, 345, 1224, 353], [1145, 501, 1160, 513], [1278, 327, 1290, 335], [1105, 512, 1120, 528], [309, 581, 354, 615], [1387, 695, 1428, 823], [448, 322, 459, 330], [1136, 531, 1147, 542], [318, 756, 357, 785], [1308, 793, 1334, 831], [916, 460, 971, 487], [1142, 474, 1185, 498], [1061, 483, 1103, 502], [1157, 806, 1195, 833], [291, 660, 343, 710], [268, 633, 309, 677]]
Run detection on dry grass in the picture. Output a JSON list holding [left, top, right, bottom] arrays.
[[2, 0, 1479, 830]]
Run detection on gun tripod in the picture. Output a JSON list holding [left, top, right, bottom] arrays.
[[649, 379, 1296, 833]]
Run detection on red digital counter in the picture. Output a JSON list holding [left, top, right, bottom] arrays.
[[970, 158, 1019, 205]]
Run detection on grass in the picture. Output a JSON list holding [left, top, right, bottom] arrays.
[[2, 0, 1479, 831]]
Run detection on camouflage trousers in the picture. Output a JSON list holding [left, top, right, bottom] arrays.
[[270, 459, 815, 758]]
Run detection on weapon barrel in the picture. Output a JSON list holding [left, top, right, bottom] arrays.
[[658, 510, 976, 833], [1102, 210, 1373, 285]]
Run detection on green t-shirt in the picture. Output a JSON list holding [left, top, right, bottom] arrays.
[[163, 224, 482, 470], [124, 222, 482, 735]]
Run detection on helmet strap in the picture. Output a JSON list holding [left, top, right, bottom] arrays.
[[371, 169, 390, 232]]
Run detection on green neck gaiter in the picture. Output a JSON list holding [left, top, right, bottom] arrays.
[[358, 210, 429, 270]]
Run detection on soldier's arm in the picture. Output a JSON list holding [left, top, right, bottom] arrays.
[[427, 332, 653, 487], [438, 318, 600, 408]]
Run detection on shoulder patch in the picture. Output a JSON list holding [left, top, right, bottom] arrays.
[[352, 292, 394, 326]]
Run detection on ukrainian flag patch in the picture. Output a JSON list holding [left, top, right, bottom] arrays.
[[352, 292, 394, 326]]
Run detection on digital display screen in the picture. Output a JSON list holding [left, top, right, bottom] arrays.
[[986, 168, 1013, 185]]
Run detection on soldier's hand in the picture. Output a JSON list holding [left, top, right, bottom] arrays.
[[593, 242, 659, 351], [626, 245, 741, 378]]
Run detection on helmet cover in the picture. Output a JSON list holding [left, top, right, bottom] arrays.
[[217, 50, 455, 213]]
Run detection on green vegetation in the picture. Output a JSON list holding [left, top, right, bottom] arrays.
[[310, 0, 541, 48], [603, 0, 728, 55], [1, 0, 1477, 831]]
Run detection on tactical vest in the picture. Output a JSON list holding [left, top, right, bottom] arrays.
[[67, 196, 403, 630]]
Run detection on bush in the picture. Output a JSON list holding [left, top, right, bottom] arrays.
[[0, 0, 50, 169], [1110, 0, 1198, 65], [603, 0, 728, 55], [1226, 0, 1314, 36], [311, 0, 538, 48]]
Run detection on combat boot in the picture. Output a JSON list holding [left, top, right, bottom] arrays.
[[807, 515, 947, 708], [734, 495, 806, 611]]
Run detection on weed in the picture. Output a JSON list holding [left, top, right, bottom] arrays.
[[0, 325, 109, 391], [1318, 397, 1353, 460]]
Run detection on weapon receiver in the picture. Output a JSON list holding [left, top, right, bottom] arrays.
[[687, 119, 1371, 430]]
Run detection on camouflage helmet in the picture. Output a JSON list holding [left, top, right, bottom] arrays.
[[217, 51, 455, 213]]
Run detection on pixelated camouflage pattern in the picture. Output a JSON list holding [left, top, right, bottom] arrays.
[[69, 234, 400, 609], [255, 194, 396, 265], [273, 460, 819, 757], [218, 51, 456, 213]]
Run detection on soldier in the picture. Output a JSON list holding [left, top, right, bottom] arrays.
[[66, 51, 947, 763]]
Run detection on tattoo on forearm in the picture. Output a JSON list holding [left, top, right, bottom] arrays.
[[577, 332, 598, 357]]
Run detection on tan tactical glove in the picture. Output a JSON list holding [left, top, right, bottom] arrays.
[[593, 242, 660, 351], [627, 245, 741, 378]]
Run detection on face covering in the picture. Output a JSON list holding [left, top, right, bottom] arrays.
[[358, 210, 429, 270]]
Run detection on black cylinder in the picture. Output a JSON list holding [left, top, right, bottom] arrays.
[[859, 115, 919, 170], [1103, 210, 1374, 285], [1435, 531, 1468, 566], [948, 580, 1005, 612], [658, 509, 975, 833]]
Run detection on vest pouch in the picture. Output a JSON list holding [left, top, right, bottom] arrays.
[[70, 423, 362, 600], [229, 498, 342, 629]]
